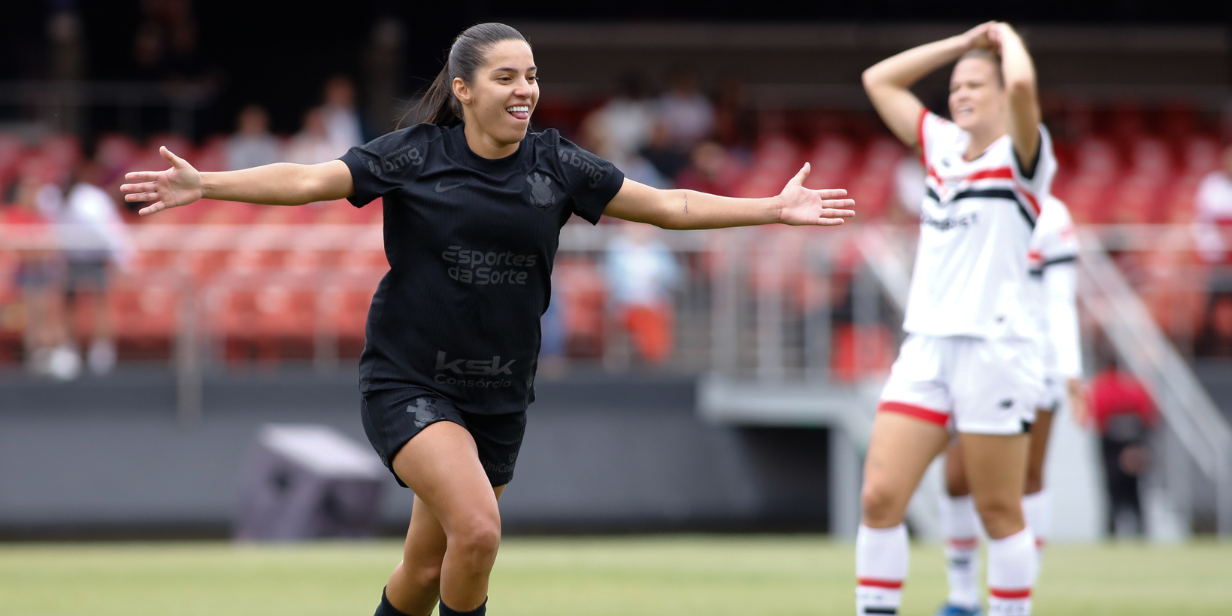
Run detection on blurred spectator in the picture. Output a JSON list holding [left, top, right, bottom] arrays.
[[1196, 293, 1232, 357], [604, 224, 681, 364], [640, 121, 691, 182], [1084, 362, 1158, 538], [227, 105, 281, 170], [1192, 144, 1232, 339], [675, 142, 735, 196], [712, 76, 756, 151], [578, 113, 669, 189], [3, 168, 74, 379], [657, 70, 715, 150], [285, 108, 339, 166], [362, 17, 407, 135], [587, 73, 657, 161], [322, 76, 365, 153], [131, 23, 167, 81], [55, 157, 135, 376]]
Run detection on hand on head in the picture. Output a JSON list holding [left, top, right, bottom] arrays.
[[120, 146, 203, 216], [777, 163, 857, 227], [964, 21, 1015, 52]]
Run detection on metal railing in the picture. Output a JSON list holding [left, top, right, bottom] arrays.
[[1076, 230, 1232, 536], [5, 220, 1232, 537]]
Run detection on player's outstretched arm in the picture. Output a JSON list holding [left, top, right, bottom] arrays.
[[603, 163, 855, 230], [121, 146, 354, 216], [990, 23, 1043, 166], [862, 22, 996, 147]]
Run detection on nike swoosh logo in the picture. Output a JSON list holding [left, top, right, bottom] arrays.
[[435, 182, 465, 193]]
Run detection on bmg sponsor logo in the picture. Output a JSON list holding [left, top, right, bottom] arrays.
[[442, 245, 538, 285], [558, 149, 607, 188], [434, 350, 515, 389], [380, 144, 424, 173]]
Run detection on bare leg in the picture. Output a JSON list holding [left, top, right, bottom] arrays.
[[960, 432, 1029, 539], [1024, 409, 1054, 495], [386, 487, 505, 616], [944, 439, 970, 497], [387, 422, 502, 614], [861, 412, 951, 527]]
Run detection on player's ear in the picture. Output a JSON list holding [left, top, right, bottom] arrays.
[[452, 77, 471, 106]]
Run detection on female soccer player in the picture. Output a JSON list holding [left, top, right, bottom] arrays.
[[934, 194, 1084, 616], [858, 22, 1055, 616], [121, 23, 854, 616]]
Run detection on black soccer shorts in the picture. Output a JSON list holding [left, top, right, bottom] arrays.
[[360, 388, 527, 488]]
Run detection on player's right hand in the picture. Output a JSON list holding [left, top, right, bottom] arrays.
[[121, 146, 204, 216]]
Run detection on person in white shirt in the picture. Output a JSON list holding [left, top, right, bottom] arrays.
[[604, 223, 681, 363], [1192, 144, 1232, 329], [226, 104, 282, 170], [322, 75, 365, 155], [55, 158, 136, 376], [657, 70, 715, 151], [285, 107, 340, 166], [857, 22, 1056, 616], [935, 196, 1084, 616]]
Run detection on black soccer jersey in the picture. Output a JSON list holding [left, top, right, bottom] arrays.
[[340, 123, 625, 414]]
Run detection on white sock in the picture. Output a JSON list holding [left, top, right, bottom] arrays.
[[1022, 490, 1050, 557], [987, 527, 1038, 616], [940, 495, 981, 609], [856, 524, 908, 615]]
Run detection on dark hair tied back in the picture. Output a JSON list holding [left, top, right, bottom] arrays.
[[403, 23, 528, 128]]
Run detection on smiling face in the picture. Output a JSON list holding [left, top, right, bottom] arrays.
[[949, 56, 1007, 135], [453, 39, 538, 148]]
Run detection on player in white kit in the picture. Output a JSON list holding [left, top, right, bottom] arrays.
[[857, 22, 1056, 616], [934, 195, 1084, 616]]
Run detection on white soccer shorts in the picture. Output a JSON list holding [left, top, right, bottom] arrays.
[[878, 334, 1044, 435]]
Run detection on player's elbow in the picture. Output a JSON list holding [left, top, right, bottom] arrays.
[[861, 67, 881, 94]]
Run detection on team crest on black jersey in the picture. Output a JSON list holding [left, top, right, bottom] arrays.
[[526, 172, 557, 211]]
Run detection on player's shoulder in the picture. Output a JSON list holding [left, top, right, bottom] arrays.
[[526, 128, 565, 155]]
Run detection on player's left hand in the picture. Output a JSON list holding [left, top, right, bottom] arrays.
[[777, 163, 856, 226]]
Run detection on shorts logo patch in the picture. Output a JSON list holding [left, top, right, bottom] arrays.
[[526, 173, 556, 210], [999, 398, 1014, 409], [407, 397, 441, 428]]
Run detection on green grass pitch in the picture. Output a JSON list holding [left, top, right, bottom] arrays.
[[2, 536, 1230, 615]]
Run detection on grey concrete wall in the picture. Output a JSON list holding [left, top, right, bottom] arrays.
[[0, 369, 828, 537]]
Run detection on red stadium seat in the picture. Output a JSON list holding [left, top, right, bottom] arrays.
[[319, 281, 381, 358], [39, 133, 82, 175], [1054, 173, 1115, 225], [553, 257, 607, 359], [146, 134, 194, 161], [1128, 137, 1174, 179], [861, 137, 905, 173], [1107, 174, 1167, 224], [1073, 137, 1122, 178], [1182, 136, 1220, 175], [110, 278, 184, 360], [95, 134, 139, 181], [803, 135, 854, 191]]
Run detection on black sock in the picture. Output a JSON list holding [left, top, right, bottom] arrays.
[[374, 587, 412, 616], [439, 598, 487, 616]]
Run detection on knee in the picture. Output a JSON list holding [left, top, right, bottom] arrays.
[[861, 482, 905, 527], [449, 514, 502, 566], [974, 496, 1024, 537], [396, 558, 442, 591]]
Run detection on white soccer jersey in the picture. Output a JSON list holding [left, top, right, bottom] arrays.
[[1027, 196, 1082, 379], [901, 110, 1058, 340]]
